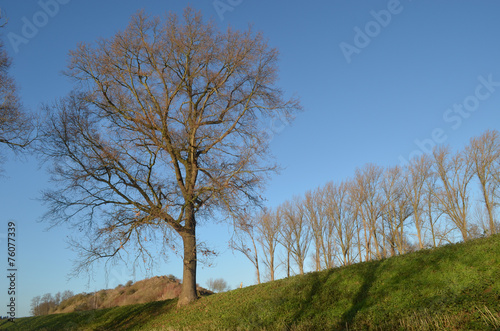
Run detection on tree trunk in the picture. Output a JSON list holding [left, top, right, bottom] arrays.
[[177, 210, 197, 307], [414, 213, 424, 249], [286, 249, 290, 277], [315, 244, 321, 271], [269, 249, 275, 281], [482, 188, 496, 236]]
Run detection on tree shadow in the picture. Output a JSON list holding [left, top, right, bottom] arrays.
[[289, 269, 335, 326], [338, 261, 379, 329], [94, 299, 175, 330]]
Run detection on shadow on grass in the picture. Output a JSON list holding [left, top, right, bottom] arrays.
[[288, 269, 336, 326], [0, 300, 176, 331], [94, 299, 175, 330], [338, 261, 379, 329]]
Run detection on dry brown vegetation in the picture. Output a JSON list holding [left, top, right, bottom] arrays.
[[48, 276, 211, 314]]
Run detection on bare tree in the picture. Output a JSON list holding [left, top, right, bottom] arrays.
[[352, 164, 385, 260], [382, 166, 413, 256], [422, 170, 446, 248], [346, 180, 364, 263], [230, 216, 261, 284], [404, 155, 433, 249], [61, 290, 74, 302], [31, 293, 57, 315], [256, 208, 280, 281], [206, 277, 229, 293], [38, 9, 300, 306], [323, 181, 356, 266], [30, 296, 42, 316], [277, 204, 293, 278], [467, 129, 500, 236], [279, 198, 311, 275], [303, 188, 325, 271], [433, 146, 474, 241]]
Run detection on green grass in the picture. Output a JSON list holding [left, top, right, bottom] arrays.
[[2, 235, 500, 330]]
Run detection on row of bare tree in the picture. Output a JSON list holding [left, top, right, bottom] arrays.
[[30, 291, 74, 316], [232, 130, 500, 283]]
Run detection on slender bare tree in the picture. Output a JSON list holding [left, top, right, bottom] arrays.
[[279, 198, 311, 275], [230, 216, 261, 284], [433, 146, 474, 241], [382, 166, 413, 256], [256, 208, 281, 281], [318, 184, 336, 268], [467, 129, 500, 236], [346, 180, 364, 263], [303, 188, 325, 271], [421, 168, 450, 248], [277, 204, 293, 277], [324, 181, 356, 266], [38, 9, 300, 305], [352, 164, 385, 260], [404, 155, 433, 249]]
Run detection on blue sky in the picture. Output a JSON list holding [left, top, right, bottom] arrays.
[[1, 0, 500, 317]]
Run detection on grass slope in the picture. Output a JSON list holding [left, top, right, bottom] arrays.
[[2, 234, 500, 330]]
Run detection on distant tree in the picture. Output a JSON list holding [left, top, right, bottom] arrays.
[[53, 292, 61, 306], [31, 293, 58, 316], [30, 296, 41, 316], [37, 8, 300, 306], [61, 290, 74, 302], [206, 277, 229, 293]]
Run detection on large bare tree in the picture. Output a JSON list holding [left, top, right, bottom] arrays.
[[39, 9, 299, 305]]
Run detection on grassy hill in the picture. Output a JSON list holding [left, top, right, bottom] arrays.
[[1, 234, 500, 330]]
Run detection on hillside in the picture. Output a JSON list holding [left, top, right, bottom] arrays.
[[49, 275, 211, 314], [1, 234, 500, 330]]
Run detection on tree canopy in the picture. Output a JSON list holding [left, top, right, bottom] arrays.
[[39, 8, 300, 305]]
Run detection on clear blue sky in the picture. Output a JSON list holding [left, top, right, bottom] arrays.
[[1, 0, 500, 317]]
